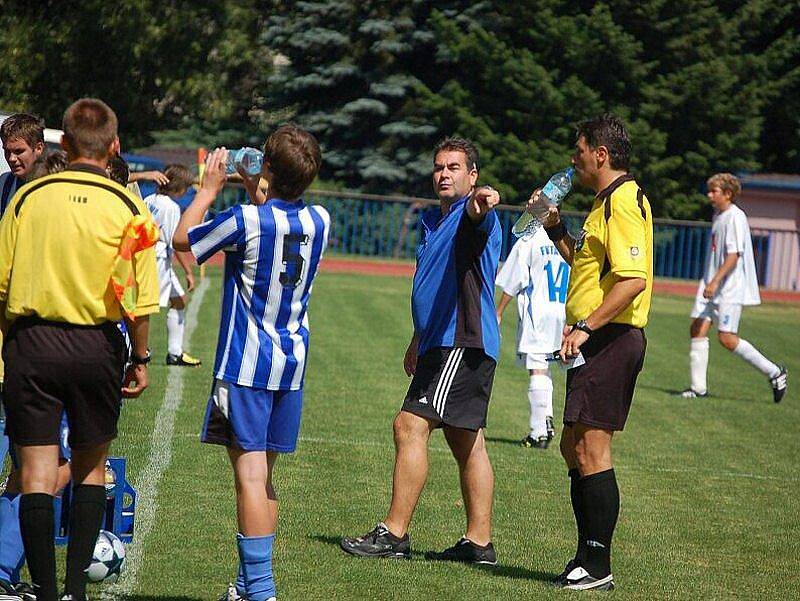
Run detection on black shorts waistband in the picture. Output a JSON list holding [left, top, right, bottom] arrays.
[[11, 315, 118, 333]]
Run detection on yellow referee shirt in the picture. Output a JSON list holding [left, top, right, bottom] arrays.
[[0, 164, 160, 325], [565, 174, 653, 328]]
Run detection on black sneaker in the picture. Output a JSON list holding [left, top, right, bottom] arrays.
[[679, 388, 708, 399], [12, 582, 36, 601], [0, 578, 22, 601], [551, 558, 579, 586], [771, 366, 788, 403], [424, 537, 497, 565], [340, 522, 410, 559], [217, 583, 247, 601], [546, 415, 556, 441], [166, 352, 202, 367], [561, 566, 615, 591], [521, 434, 550, 449]]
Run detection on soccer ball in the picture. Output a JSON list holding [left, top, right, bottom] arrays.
[[87, 530, 126, 584]]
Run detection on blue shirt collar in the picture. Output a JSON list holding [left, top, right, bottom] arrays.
[[422, 194, 469, 231], [268, 197, 305, 211]]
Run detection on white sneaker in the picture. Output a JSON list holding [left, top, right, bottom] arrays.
[[217, 583, 246, 601], [562, 566, 615, 591]]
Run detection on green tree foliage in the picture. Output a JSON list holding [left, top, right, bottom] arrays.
[[0, 0, 270, 148]]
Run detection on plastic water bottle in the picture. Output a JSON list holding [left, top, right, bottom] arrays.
[[225, 147, 263, 176], [512, 167, 575, 238]]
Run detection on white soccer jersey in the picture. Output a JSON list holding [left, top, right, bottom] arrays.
[[696, 204, 760, 306], [496, 228, 569, 355], [143, 193, 181, 260], [188, 199, 330, 390]]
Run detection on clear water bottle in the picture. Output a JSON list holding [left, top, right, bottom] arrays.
[[225, 147, 263, 176], [512, 166, 575, 238]]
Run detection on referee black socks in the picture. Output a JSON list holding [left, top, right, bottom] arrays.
[[568, 468, 587, 566], [578, 468, 620, 578], [20, 493, 57, 601], [65, 484, 107, 601]]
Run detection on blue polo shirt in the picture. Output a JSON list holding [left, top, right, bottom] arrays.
[[411, 196, 502, 360]]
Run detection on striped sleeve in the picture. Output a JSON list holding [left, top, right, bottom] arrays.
[[188, 205, 245, 264]]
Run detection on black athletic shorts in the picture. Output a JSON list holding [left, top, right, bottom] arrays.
[[564, 323, 646, 431], [402, 347, 496, 431], [3, 317, 128, 450]]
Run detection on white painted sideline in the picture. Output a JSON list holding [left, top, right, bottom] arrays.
[[101, 276, 210, 600]]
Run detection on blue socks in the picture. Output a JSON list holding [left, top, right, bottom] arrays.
[[235, 558, 245, 596], [0, 492, 25, 583], [237, 533, 276, 601]]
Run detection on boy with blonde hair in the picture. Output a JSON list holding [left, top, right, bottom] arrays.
[[681, 173, 787, 402]]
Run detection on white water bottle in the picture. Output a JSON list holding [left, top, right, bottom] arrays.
[[512, 166, 575, 238], [225, 147, 263, 176]]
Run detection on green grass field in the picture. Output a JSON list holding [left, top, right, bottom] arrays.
[[91, 264, 799, 600]]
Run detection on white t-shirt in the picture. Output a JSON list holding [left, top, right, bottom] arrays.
[[696, 203, 760, 306], [496, 228, 569, 355], [143, 193, 181, 261]]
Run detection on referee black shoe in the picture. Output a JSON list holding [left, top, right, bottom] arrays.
[[340, 522, 410, 559], [424, 537, 497, 565], [551, 558, 579, 586], [771, 366, 788, 403], [560, 566, 615, 591]]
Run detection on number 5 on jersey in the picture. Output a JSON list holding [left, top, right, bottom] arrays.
[[280, 232, 309, 288]]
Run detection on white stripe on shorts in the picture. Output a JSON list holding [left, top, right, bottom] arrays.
[[433, 348, 464, 417]]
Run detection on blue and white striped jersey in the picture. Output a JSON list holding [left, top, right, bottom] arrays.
[[0, 172, 22, 216], [188, 198, 330, 390]]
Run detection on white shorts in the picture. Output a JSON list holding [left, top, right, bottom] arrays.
[[690, 298, 742, 333], [516, 353, 549, 371], [157, 257, 185, 308]]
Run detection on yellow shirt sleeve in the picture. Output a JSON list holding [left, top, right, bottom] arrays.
[[605, 196, 649, 278], [0, 200, 20, 303]]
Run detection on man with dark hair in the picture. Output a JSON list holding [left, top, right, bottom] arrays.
[[341, 137, 502, 566], [0, 114, 45, 217], [143, 164, 200, 366], [532, 114, 653, 591], [0, 97, 158, 601], [173, 124, 329, 601]]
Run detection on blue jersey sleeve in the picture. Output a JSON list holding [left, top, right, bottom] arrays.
[[188, 205, 246, 264]]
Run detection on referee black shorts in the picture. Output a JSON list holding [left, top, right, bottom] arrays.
[[3, 317, 128, 450], [402, 347, 496, 431], [564, 323, 646, 431]]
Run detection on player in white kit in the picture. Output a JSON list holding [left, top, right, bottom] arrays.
[[143, 164, 202, 366], [496, 226, 570, 448], [681, 173, 787, 402]]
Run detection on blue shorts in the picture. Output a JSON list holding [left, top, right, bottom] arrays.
[[9, 412, 71, 467], [201, 380, 303, 453]]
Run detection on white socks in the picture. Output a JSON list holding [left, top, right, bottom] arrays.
[[167, 307, 185, 357], [689, 337, 709, 394], [528, 374, 553, 438], [734, 339, 780, 379]]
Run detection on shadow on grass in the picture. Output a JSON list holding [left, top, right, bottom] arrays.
[[638, 383, 762, 403], [309, 534, 558, 583], [484, 436, 524, 446], [126, 597, 205, 601]]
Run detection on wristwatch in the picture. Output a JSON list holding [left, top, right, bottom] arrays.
[[573, 320, 593, 336], [131, 350, 151, 365]]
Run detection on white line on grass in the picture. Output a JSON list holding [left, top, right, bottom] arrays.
[[298, 435, 798, 483], [101, 276, 210, 601]]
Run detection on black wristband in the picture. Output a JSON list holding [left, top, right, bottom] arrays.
[[131, 350, 151, 365], [544, 221, 568, 242]]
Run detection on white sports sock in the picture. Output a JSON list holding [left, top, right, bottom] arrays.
[[689, 337, 709, 394], [167, 308, 185, 357], [528, 374, 553, 438], [733, 339, 780, 378]]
